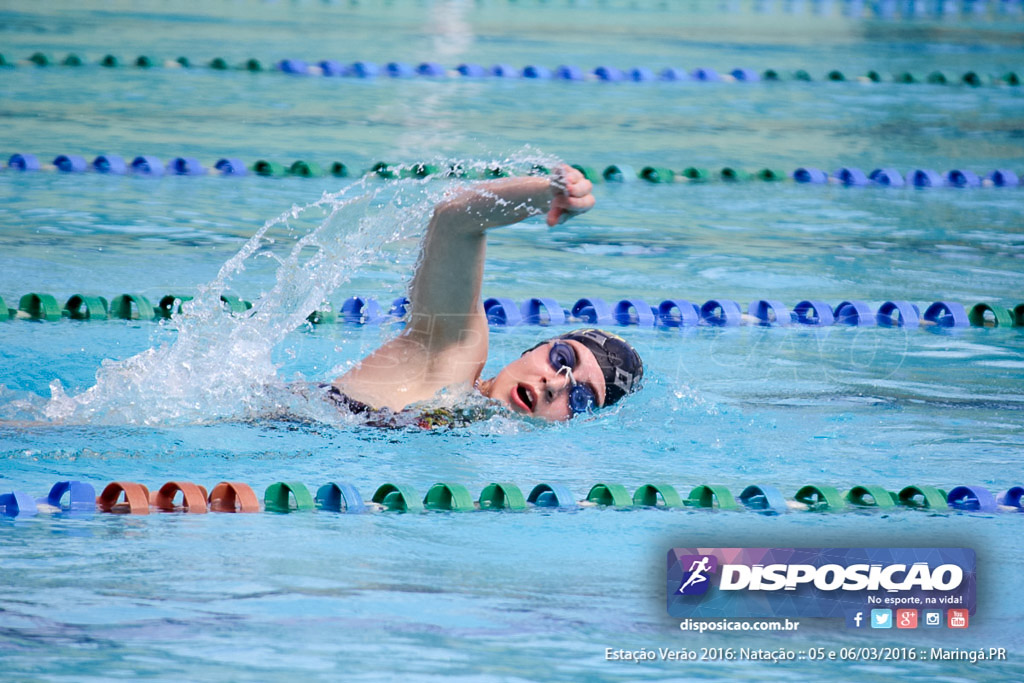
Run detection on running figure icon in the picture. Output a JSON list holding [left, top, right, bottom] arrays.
[[678, 556, 713, 594]]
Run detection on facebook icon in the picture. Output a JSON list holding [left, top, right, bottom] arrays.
[[845, 610, 866, 629]]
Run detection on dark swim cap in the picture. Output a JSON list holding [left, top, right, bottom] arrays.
[[557, 328, 643, 406]]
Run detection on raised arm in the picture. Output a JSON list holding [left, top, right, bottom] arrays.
[[333, 166, 593, 410]]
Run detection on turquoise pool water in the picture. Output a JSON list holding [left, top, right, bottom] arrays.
[[2, 1, 1024, 680]]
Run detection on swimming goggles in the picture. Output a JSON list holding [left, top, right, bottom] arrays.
[[547, 341, 597, 416]]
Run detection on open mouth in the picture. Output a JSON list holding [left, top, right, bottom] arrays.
[[511, 384, 535, 413]]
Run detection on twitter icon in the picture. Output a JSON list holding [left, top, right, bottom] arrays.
[[871, 609, 893, 629]]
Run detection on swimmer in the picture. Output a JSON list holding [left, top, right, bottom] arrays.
[[329, 165, 643, 422]]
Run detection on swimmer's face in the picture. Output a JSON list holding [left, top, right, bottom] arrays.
[[487, 339, 607, 421]]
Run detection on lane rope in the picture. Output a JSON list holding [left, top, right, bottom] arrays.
[[3, 479, 1022, 517], [1, 293, 1020, 329], [6, 155, 1021, 189], [4, 53, 1020, 88]]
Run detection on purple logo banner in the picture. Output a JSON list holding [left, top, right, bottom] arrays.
[[666, 548, 976, 619]]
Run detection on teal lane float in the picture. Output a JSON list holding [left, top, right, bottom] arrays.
[[5, 153, 1022, 189], [3, 480, 1022, 517], [1, 293, 1021, 330]]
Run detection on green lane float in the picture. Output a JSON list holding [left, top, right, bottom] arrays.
[[681, 167, 710, 182], [585, 483, 632, 507], [253, 160, 288, 177], [631, 484, 684, 508], [157, 294, 193, 318], [478, 483, 527, 510], [794, 484, 845, 511], [968, 303, 1013, 327], [110, 293, 155, 320], [289, 160, 324, 178], [18, 293, 61, 321], [264, 481, 315, 513], [372, 483, 423, 512], [639, 166, 675, 183], [897, 485, 948, 510], [64, 294, 109, 320], [687, 485, 739, 510], [845, 485, 898, 509], [423, 483, 475, 511]]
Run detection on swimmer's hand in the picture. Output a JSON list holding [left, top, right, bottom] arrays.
[[547, 165, 595, 227]]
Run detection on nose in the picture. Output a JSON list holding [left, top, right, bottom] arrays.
[[542, 370, 572, 405]]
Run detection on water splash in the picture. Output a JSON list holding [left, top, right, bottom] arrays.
[[41, 155, 559, 427]]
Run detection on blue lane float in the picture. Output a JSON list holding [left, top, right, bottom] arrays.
[[947, 485, 998, 512], [170, 157, 206, 175], [613, 298, 656, 327], [92, 154, 127, 174], [730, 68, 760, 82], [629, 67, 655, 82], [876, 300, 920, 328], [457, 63, 487, 78], [834, 167, 869, 186], [571, 298, 615, 326], [869, 168, 905, 187], [739, 485, 789, 514], [386, 62, 415, 78], [482, 297, 521, 326], [998, 487, 1024, 510], [7, 153, 40, 171], [555, 65, 584, 81], [131, 155, 164, 176], [657, 299, 701, 327], [350, 61, 378, 78], [793, 167, 828, 184], [691, 67, 721, 81], [748, 300, 792, 326], [53, 154, 87, 172], [42, 480, 96, 512], [700, 299, 742, 326], [318, 60, 347, 77], [987, 169, 1019, 187], [946, 169, 981, 188], [214, 158, 247, 176], [911, 169, 944, 187], [594, 66, 626, 82], [340, 296, 385, 324], [527, 483, 578, 509], [522, 65, 552, 79], [417, 62, 445, 77], [520, 297, 566, 326], [315, 482, 366, 513], [278, 59, 308, 75], [923, 301, 969, 328], [834, 300, 876, 326], [491, 64, 516, 78], [0, 490, 38, 517], [793, 300, 836, 326], [660, 67, 689, 81]]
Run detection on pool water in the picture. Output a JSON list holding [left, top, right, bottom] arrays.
[[2, 1, 1024, 680]]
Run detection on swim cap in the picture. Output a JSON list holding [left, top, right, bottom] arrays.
[[557, 328, 643, 406]]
